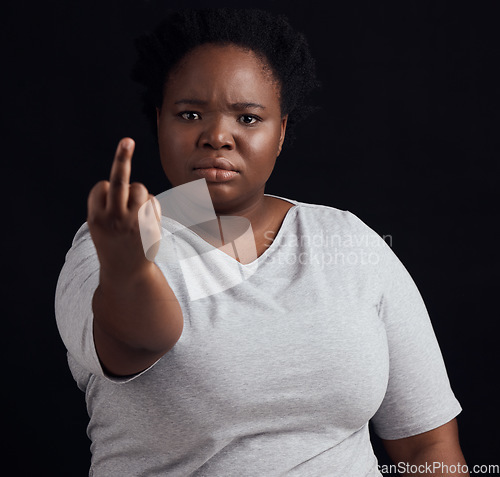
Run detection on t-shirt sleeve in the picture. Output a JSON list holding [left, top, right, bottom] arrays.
[[350, 214, 463, 440], [54, 222, 151, 384]]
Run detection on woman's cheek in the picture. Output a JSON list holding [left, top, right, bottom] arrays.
[[246, 124, 282, 160], [160, 123, 193, 157]]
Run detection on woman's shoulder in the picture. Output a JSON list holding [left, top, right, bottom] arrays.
[[276, 195, 376, 236]]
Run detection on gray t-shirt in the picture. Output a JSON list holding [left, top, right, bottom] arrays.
[[55, 194, 462, 477]]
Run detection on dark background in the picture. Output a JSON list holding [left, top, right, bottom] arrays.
[[4, 0, 499, 475]]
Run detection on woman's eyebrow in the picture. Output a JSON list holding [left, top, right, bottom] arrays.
[[174, 99, 266, 110], [231, 102, 266, 110]]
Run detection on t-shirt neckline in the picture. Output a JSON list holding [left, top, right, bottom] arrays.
[[181, 193, 299, 268]]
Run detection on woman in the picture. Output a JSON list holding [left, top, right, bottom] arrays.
[[55, 8, 468, 476]]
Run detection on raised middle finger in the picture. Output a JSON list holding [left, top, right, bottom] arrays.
[[107, 138, 135, 214]]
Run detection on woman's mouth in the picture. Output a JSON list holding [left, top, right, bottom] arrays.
[[192, 167, 239, 182]]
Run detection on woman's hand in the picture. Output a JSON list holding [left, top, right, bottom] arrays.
[[87, 137, 162, 279]]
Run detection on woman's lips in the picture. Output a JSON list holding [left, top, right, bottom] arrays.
[[193, 168, 239, 182]]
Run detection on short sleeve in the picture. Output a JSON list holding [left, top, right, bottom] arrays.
[[54, 222, 154, 384], [353, 216, 463, 440]]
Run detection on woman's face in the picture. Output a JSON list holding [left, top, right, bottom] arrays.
[[156, 43, 288, 214]]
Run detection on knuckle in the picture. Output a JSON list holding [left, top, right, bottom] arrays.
[[110, 178, 128, 188], [90, 180, 109, 194], [129, 182, 149, 206], [114, 148, 131, 163], [106, 215, 135, 234], [130, 182, 148, 194], [109, 208, 127, 221], [88, 207, 140, 236]]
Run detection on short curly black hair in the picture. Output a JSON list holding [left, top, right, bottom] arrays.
[[130, 7, 320, 150]]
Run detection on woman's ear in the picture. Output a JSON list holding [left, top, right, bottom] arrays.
[[277, 114, 288, 157]]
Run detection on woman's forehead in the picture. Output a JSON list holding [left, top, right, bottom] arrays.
[[163, 43, 281, 104]]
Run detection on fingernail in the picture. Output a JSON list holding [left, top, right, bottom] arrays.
[[122, 139, 131, 150]]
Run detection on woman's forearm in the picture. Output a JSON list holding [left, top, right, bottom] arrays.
[[400, 442, 470, 476]]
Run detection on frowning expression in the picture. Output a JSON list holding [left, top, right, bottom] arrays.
[[156, 43, 288, 214]]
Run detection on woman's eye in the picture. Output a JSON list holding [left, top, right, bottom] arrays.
[[239, 115, 260, 125], [179, 111, 200, 120]]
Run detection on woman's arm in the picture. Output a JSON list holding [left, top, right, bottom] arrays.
[[88, 138, 184, 376], [381, 418, 469, 476]]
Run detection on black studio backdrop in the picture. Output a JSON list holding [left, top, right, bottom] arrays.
[[4, 1, 499, 475]]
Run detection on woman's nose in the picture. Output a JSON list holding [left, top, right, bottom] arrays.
[[198, 116, 235, 150]]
